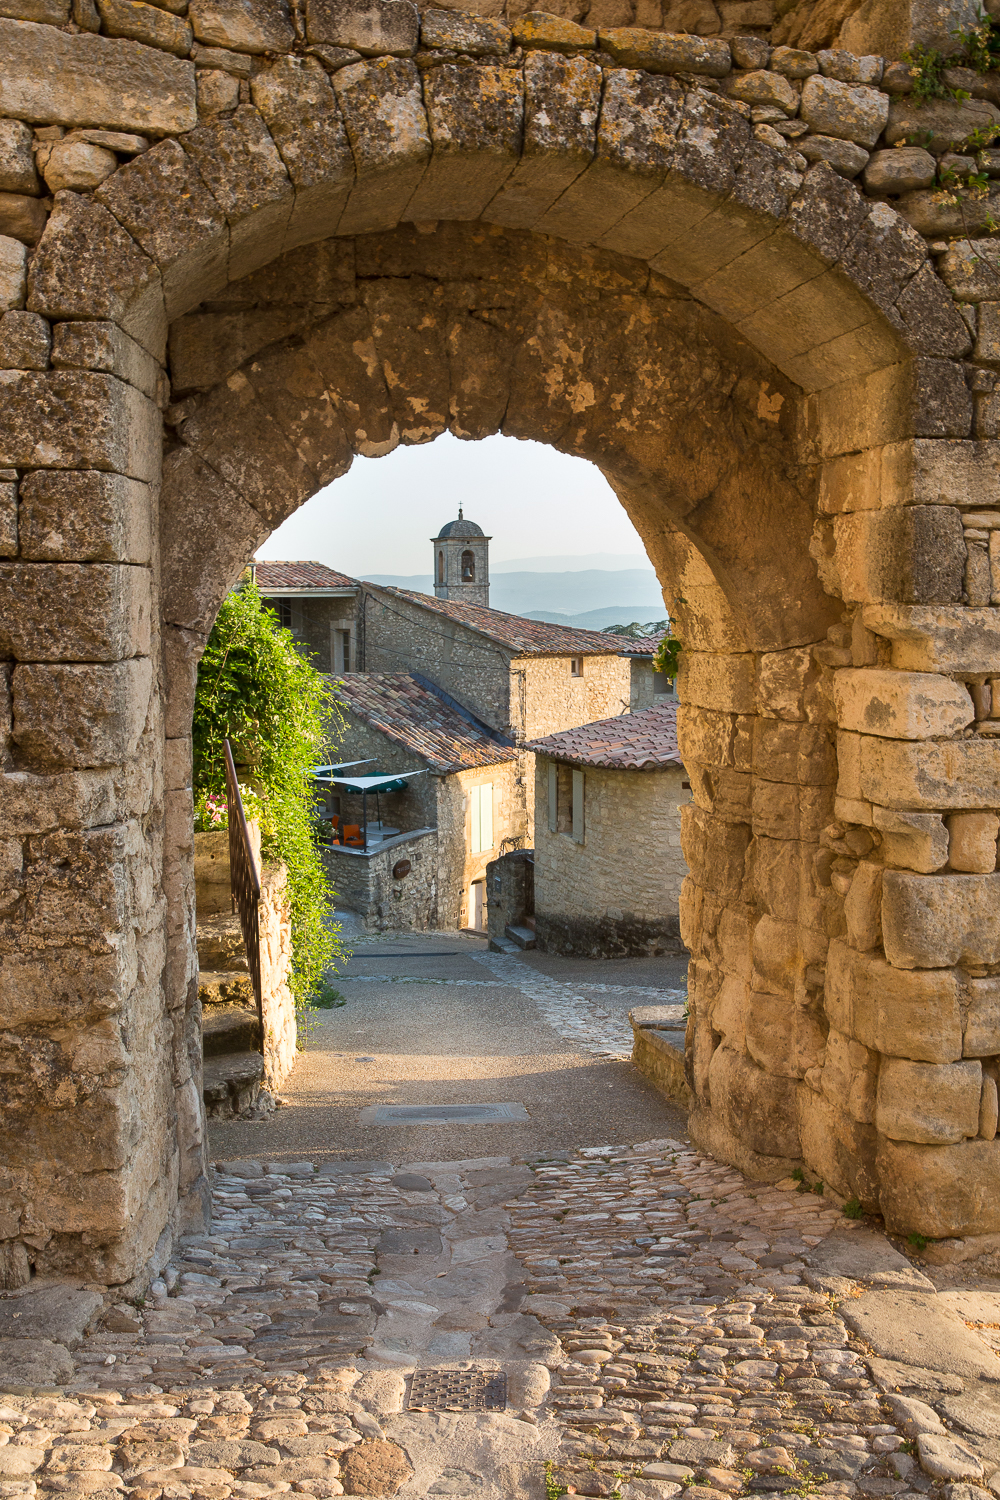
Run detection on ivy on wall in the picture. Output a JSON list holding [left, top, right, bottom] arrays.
[[192, 581, 348, 1008]]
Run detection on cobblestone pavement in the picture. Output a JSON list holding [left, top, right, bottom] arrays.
[[5, 1139, 985, 1500]]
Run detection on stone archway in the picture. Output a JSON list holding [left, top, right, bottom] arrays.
[[0, 18, 994, 1288]]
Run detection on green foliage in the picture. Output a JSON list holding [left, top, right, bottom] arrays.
[[953, 8, 1000, 71], [907, 1231, 929, 1252], [192, 581, 347, 1009], [311, 979, 347, 1009], [543, 1462, 568, 1500], [843, 1197, 864, 1220], [792, 1166, 805, 1182], [903, 43, 970, 102], [652, 632, 682, 681]]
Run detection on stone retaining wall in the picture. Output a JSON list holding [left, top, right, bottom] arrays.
[[2, 0, 1000, 1281]]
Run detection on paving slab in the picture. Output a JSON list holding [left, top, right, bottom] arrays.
[[841, 1290, 1000, 1384], [0, 1283, 104, 1346], [0, 1335, 75, 1389]]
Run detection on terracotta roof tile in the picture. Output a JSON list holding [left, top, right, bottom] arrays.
[[527, 702, 682, 770], [337, 673, 517, 775], [369, 585, 642, 657], [255, 560, 357, 589]]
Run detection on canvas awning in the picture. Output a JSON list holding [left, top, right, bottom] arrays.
[[330, 771, 427, 793]]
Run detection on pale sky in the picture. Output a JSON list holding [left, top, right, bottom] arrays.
[[256, 433, 648, 576]]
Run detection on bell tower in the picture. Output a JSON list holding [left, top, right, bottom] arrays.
[[431, 506, 491, 608]]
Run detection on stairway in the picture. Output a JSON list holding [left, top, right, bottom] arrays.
[[197, 916, 265, 1119], [504, 923, 537, 950]]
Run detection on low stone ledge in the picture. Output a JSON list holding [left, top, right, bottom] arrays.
[[629, 1008, 692, 1110]]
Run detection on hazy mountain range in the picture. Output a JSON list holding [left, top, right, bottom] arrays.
[[363, 554, 664, 625]]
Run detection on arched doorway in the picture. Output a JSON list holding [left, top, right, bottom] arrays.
[[0, 59, 984, 1286]]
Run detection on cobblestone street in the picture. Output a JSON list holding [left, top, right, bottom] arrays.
[[3, 936, 1000, 1500]]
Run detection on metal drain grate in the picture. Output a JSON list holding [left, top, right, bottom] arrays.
[[366, 1102, 528, 1124], [408, 1369, 507, 1412]]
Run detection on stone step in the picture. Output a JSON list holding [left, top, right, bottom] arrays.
[[199, 969, 255, 1007], [505, 923, 537, 950], [489, 935, 520, 954], [197, 913, 249, 972], [203, 1002, 261, 1058], [202, 1050, 265, 1119]]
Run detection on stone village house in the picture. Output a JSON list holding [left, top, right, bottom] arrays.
[[526, 702, 689, 958], [323, 671, 520, 931], [7, 0, 1000, 1281]]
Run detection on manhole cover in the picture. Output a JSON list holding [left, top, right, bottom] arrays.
[[365, 1103, 528, 1124], [408, 1369, 507, 1412]]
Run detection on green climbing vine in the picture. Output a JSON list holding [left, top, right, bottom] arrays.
[[192, 579, 348, 1011]]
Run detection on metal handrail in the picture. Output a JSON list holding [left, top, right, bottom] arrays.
[[223, 739, 263, 1045]]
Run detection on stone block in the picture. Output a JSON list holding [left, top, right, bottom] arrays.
[[181, 105, 293, 281], [862, 736, 1000, 812], [18, 470, 152, 564], [966, 977, 1000, 1057], [191, 41, 252, 74], [833, 508, 966, 605], [420, 10, 508, 53], [97, 0, 191, 53], [41, 139, 118, 194], [680, 803, 751, 903], [948, 811, 999, 874], [12, 658, 152, 769], [250, 56, 354, 248], [707, 1042, 801, 1158], [883, 870, 1000, 968], [0, 562, 150, 662], [873, 806, 949, 874], [599, 27, 731, 76], [757, 647, 813, 721], [798, 1087, 880, 1205], [832, 667, 973, 739], [728, 69, 797, 111], [877, 1058, 982, 1145], [797, 134, 869, 178], [845, 860, 881, 951], [863, 147, 935, 196], [826, 939, 962, 1063], [0, 307, 49, 368], [333, 59, 430, 236], [878, 1136, 1000, 1237], [0, 235, 26, 312], [752, 717, 836, 785], [50, 321, 160, 401], [863, 603, 1000, 676], [885, 97, 1000, 156], [160, 446, 269, 635], [189, 0, 294, 53], [0, 18, 196, 134], [0, 477, 14, 558], [512, 12, 596, 50], [197, 67, 240, 116], [0, 117, 38, 194], [306, 0, 418, 56], [677, 651, 755, 714], [94, 138, 228, 322], [27, 192, 165, 359], [484, 53, 600, 230], [405, 63, 522, 221], [800, 75, 889, 147], [0, 369, 161, 482], [0, 192, 47, 245]]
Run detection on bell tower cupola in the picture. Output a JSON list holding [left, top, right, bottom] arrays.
[[431, 506, 491, 608]]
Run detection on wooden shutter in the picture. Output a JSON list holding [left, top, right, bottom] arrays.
[[572, 769, 585, 843]]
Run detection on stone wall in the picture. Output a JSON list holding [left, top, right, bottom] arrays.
[[323, 828, 439, 930], [2, 0, 1000, 1276], [486, 847, 535, 941], [533, 754, 689, 956], [520, 654, 633, 737], [259, 594, 356, 673], [441, 758, 527, 927]]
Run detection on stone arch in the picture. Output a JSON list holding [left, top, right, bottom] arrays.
[[1, 39, 993, 1286]]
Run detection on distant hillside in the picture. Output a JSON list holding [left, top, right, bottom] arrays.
[[523, 607, 668, 632], [362, 567, 663, 618]]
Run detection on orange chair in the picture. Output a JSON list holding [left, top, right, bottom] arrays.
[[342, 824, 364, 847]]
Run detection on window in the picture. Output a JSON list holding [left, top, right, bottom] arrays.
[[572, 769, 585, 844], [437, 550, 444, 584], [461, 549, 475, 582], [334, 629, 351, 674], [570, 657, 583, 676], [270, 598, 292, 630], [470, 782, 494, 853]]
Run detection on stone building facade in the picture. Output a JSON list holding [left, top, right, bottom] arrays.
[[359, 585, 634, 740], [1, 0, 1000, 1282], [328, 672, 524, 930], [254, 559, 358, 673], [530, 703, 689, 957]]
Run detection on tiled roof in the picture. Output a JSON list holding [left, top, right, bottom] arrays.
[[370, 586, 641, 657], [614, 631, 667, 656], [336, 673, 517, 775], [527, 703, 682, 770], [255, 561, 357, 590]]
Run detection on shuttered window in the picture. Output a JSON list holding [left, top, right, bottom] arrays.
[[548, 762, 558, 833], [572, 769, 585, 844], [470, 783, 494, 853]]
